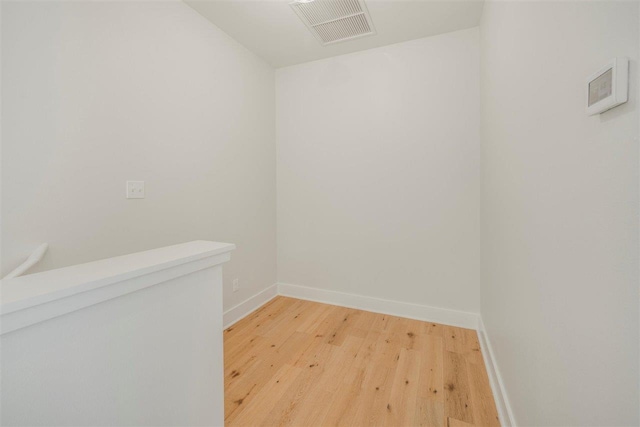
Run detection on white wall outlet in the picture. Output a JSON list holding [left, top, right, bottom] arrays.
[[126, 181, 145, 199], [232, 278, 239, 293]]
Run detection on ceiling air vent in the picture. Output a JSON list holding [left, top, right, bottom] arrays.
[[289, 0, 376, 46]]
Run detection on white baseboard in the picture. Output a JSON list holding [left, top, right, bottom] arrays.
[[477, 317, 516, 427], [277, 282, 479, 330], [223, 284, 278, 328]]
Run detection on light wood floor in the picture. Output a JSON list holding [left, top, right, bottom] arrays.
[[224, 296, 500, 427]]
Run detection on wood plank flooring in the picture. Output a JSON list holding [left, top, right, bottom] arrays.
[[224, 296, 500, 427]]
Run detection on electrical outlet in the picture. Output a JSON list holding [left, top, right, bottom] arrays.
[[126, 181, 145, 199], [232, 278, 239, 293]]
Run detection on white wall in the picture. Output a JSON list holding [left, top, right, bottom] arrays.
[[1, 0, 276, 311], [276, 28, 480, 313], [1, 242, 231, 426], [480, 1, 639, 425]]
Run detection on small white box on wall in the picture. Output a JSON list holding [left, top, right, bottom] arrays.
[[586, 57, 629, 115]]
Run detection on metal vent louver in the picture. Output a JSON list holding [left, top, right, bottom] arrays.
[[290, 0, 376, 46]]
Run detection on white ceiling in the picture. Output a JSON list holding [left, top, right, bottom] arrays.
[[184, 0, 484, 68]]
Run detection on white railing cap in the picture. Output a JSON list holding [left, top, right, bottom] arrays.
[[1, 241, 235, 318]]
